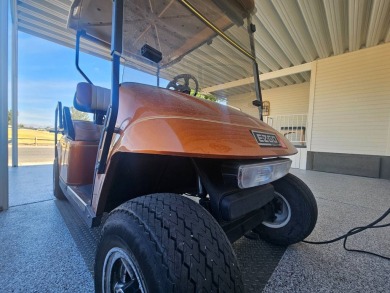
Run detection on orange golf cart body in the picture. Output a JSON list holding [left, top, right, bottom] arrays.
[[53, 0, 318, 291]]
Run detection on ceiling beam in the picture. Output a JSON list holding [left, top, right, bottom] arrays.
[[18, 6, 66, 28], [272, 0, 317, 62], [298, 0, 332, 58], [324, 0, 347, 56], [348, 0, 372, 52], [366, 0, 390, 47], [20, 0, 68, 19], [255, 0, 304, 66], [203, 62, 312, 93]]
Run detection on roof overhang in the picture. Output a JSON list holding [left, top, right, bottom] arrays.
[[12, 0, 390, 95]]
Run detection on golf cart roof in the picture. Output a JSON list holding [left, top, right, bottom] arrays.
[[68, 0, 255, 68]]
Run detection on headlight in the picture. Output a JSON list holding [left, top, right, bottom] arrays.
[[237, 159, 291, 189]]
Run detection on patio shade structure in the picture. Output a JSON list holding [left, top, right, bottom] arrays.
[[1, 0, 389, 210]]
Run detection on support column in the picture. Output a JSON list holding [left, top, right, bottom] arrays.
[[306, 61, 318, 152], [0, 0, 9, 211], [12, 17, 18, 167]]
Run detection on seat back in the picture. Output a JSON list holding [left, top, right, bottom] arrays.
[[62, 83, 110, 141], [74, 82, 111, 114], [63, 106, 75, 140]]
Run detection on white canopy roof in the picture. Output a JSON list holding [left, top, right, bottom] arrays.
[[12, 0, 390, 95]]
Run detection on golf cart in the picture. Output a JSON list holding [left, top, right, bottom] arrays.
[[54, 0, 318, 291]]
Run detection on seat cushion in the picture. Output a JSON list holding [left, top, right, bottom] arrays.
[[73, 120, 103, 141], [74, 82, 111, 114]]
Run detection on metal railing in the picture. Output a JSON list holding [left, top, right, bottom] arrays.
[[17, 137, 54, 146], [265, 114, 308, 146]]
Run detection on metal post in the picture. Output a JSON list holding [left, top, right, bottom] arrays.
[[0, 0, 9, 211], [97, 0, 123, 174], [247, 17, 263, 121], [12, 17, 18, 167]]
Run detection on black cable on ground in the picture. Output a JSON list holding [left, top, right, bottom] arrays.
[[303, 208, 390, 261]]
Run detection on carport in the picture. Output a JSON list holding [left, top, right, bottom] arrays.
[[2, 0, 390, 208], [0, 0, 389, 291]]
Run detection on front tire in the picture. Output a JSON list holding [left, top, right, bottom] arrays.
[[95, 193, 244, 293], [253, 173, 318, 246]]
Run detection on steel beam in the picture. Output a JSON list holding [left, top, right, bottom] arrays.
[[12, 15, 18, 167], [203, 62, 313, 93], [0, 0, 9, 211]]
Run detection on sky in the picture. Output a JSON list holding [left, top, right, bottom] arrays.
[[7, 12, 166, 128]]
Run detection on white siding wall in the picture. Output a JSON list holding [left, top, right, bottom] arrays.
[[228, 82, 310, 118], [311, 43, 390, 156], [228, 91, 259, 118]]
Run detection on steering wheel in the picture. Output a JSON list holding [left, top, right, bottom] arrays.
[[166, 74, 199, 96]]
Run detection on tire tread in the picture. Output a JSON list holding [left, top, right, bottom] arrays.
[[254, 173, 318, 246], [98, 194, 244, 292]]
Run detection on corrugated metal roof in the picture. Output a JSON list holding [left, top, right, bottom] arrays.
[[13, 0, 390, 95]]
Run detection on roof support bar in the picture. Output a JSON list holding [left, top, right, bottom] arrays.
[[76, 31, 93, 84], [248, 18, 263, 121], [96, 0, 123, 174], [0, 0, 9, 211]]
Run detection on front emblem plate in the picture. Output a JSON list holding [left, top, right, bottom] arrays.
[[251, 130, 280, 147]]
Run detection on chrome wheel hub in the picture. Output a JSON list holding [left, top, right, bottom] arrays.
[[102, 247, 146, 293], [262, 192, 291, 228]]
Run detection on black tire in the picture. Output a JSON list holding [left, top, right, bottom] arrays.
[[94, 193, 244, 293], [253, 173, 318, 246], [53, 157, 65, 200]]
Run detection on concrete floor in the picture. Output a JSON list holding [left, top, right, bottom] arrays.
[[8, 146, 54, 166], [1, 165, 93, 292], [0, 165, 389, 292], [264, 170, 390, 293]]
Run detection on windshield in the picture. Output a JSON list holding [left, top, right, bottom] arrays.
[[120, 0, 252, 65], [121, 0, 255, 100], [68, 0, 257, 100]]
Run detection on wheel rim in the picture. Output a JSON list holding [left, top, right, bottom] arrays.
[[102, 247, 147, 293], [262, 192, 291, 228]]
